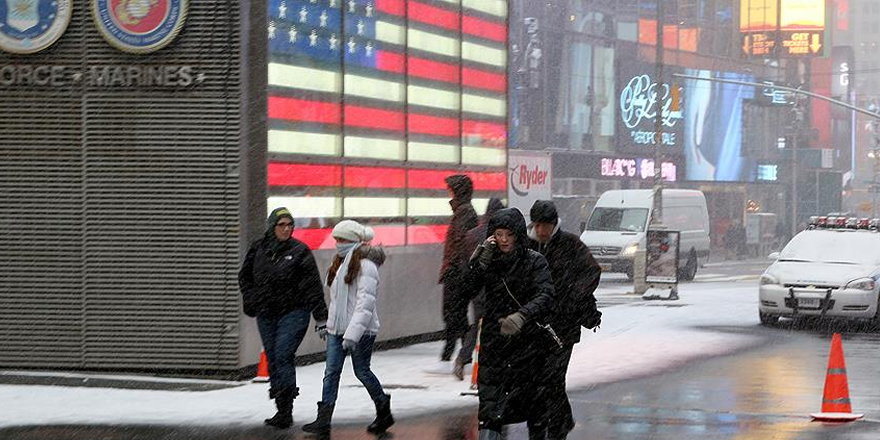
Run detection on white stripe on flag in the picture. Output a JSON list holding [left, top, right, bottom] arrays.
[[436, 0, 459, 4], [408, 85, 460, 110], [269, 130, 342, 156], [463, 93, 507, 117], [408, 28, 459, 57], [463, 41, 506, 67], [376, 21, 405, 45], [268, 63, 340, 92], [345, 197, 405, 217], [408, 141, 459, 163], [345, 74, 404, 102], [345, 136, 406, 160], [463, 0, 507, 17], [462, 146, 506, 167], [268, 196, 341, 218], [408, 197, 492, 216]]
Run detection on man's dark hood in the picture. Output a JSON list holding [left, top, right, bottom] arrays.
[[486, 208, 528, 254], [445, 174, 474, 203]]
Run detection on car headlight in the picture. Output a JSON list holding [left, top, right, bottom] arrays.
[[760, 274, 779, 286], [620, 244, 638, 256], [845, 278, 876, 291]]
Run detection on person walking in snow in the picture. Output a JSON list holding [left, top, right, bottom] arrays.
[[464, 208, 557, 440], [238, 207, 329, 429], [438, 175, 479, 365], [528, 200, 602, 439], [302, 220, 394, 435], [453, 197, 505, 380]]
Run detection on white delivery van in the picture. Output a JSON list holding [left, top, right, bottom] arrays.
[[579, 189, 711, 281]]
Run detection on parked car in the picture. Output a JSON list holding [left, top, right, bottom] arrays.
[[579, 189, 711, 281], [759, 217, 880, 326]]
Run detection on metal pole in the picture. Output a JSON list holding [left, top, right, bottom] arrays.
[[792, 133, 798, 237], [652, 0, 664, 226]]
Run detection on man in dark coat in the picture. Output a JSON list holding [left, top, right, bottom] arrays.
[[464, 207, 557, 440], [528, 200, 602, 440], [453, 197, 505, 380], [238, 207, 329, 429], [439, 175, 479, 362]]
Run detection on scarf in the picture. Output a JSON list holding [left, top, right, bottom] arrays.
[[331, 242, 362, 334]]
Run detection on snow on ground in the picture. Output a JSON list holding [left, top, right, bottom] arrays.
[[0, 281, 762, 427]]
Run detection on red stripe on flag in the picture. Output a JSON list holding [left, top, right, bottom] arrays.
[[295, 226, 409, 249], [463, 16, 507, 43], [377, 50, 405, 74], [345, 105, 405, 132], [268, 163, 342, 187], [463, 120, 507, 146], [377, 0, 405, 16], [408, 1, 459, 31], [462, 67, 506, 93], [408, 169, 507, 191], [408, 225, 448, 245], [409, 57, 459, 84], [409, 113, 459, 137], [345, 166, 406, 188], [268, 96, 340, 124]]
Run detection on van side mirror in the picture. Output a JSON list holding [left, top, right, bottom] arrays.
[[768, 252, 780, 260], [580, 221, 586, 233]]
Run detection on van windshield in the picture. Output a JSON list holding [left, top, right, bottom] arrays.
[[587, 208, 649, 232]]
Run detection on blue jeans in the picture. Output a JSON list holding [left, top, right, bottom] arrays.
[[321, 334, 386, 405], [257, 309, 311, 395]]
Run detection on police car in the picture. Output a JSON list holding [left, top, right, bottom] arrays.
[[759, 216, 880, 326]]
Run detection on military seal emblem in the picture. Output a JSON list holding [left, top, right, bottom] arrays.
[[0, 0, 72, 54], [91, 0, 187, 54]]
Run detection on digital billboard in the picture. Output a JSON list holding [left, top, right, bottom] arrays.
[[682, 69, 759, 182], [616, 56, 684, 153], [265, 0, 508, 249]]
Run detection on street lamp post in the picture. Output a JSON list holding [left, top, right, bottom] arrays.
[[651, 0, 664, 227]]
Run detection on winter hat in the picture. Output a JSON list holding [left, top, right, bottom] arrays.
[[332, 220, 375, 243], [266, 207, 294, 233], [445, 174, 474, 202], [485, 197, 505, 217], [530, 200, 559, 224]]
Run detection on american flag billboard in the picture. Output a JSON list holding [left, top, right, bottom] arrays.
[[266, 0, 509, 249]]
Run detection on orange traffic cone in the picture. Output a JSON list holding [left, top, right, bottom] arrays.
[[252, 351, 270, 383], [810, 333, 864, 422], [470, 319, 482, 391]]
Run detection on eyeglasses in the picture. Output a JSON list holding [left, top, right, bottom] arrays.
[[275, 222, 293, 229]]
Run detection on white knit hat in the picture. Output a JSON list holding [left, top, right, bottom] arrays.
[[332, 220, 375, 242]]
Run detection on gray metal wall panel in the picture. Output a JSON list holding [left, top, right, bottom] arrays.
[[0, 1, 244, 371]]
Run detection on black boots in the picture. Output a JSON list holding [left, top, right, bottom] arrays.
[[264, 387, 298, 429], [302, 401, 335, 435], [366, 393, 395, 434]]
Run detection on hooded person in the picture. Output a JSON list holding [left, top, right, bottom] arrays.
[[302, 220, 394, 435], [528, 200, 602, 440], [463, 208, 556, 440], [238, 207, 329, 429], [437, 175, 479, 364], [452, 197, 506, 379]]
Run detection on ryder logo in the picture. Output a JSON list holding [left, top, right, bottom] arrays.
[[509, 165, 548, 197]]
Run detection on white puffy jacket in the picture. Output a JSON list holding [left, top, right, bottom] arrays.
[[326, 246, 385, 342]]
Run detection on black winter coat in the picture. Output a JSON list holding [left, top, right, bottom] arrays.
[[464, 209, 556, 425], [238, 236, 328, 321], [529, 229, 601, 345]]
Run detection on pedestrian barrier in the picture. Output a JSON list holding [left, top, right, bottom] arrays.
[[252, 351, 270, 383], [810, 333, 864, 422]]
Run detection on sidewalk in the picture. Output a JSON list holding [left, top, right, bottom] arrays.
[[0, 281, 764, 428]]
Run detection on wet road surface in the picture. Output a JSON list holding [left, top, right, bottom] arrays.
[[4, 320, 880, 439]]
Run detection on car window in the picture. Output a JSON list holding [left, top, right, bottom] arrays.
[[587, 208, 649, 232], [779, 231, 880, 266]]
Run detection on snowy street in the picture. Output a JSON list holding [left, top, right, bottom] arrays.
[[8, 258, 880, 439]]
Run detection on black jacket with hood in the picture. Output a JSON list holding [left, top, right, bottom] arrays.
[[238, 212, 328, 320], [463, 208, 556, 425], [439, 175, 479, 284]]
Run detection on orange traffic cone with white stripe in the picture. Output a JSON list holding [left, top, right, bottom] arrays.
[[470, 319, 482, 391], [252, 350, 270, 383], [810, 333, 864, 422]]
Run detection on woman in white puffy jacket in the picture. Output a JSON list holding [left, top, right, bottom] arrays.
[[302, 220, 394, 435]]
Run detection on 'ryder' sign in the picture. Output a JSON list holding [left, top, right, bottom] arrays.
[[508, 150, 552, 223]]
